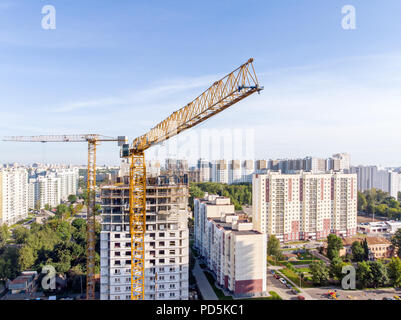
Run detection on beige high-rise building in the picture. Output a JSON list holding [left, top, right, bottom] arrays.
[[252, 171, 357, 242]]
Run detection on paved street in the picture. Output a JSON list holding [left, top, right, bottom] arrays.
[[192, 261, 218, 300]]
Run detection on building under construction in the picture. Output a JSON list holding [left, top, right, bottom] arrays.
[[100, 172, 190, 300]]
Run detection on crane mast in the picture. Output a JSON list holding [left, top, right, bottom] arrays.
[[3, 134, 126, 300], [122, 58, 263, 300]]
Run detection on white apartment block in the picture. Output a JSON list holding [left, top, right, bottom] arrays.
[[28, 168, 79, 209], [194, 195, 266, 297], [351, 165, 401, 199], [0, 168, 28, 225], [100, 175, 189, 300], [252, 171, 357, 242]]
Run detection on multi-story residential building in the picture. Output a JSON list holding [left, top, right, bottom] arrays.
[[0, 168, 28, 225], [194, 195, 266, 297], [211, 160, 229, 184], [100, 174, 189, 300], [350, 165, 401, 198], [252, 171, 357, 242], [229, 160, 242, 184], [332, 153, 351, 171], [197, 159, 211, 182], [26, 167, 79, 209]]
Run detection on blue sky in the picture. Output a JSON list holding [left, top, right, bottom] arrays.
[[1, 0, 401, 166]]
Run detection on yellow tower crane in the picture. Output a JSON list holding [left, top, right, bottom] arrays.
[[3, 134, 126, 300], [121, 58, 263, 300]]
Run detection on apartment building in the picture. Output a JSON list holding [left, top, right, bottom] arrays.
[[350, 165, 401, 198], [252, 171, 357, 242], [194, 195, 266, 297], [27, 167, 79, 209], [100, 174, 189, 300], [0, 168, 28, 225]]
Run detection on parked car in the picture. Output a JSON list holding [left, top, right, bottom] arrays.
[[274, 274, 280, 279], [297, 295, 305, 300], [279, 278, 287, 284], [383, 297, 395, 300], [291, 289, 298, 295], [271, 270, 275, 274], [286, 283, 292, 289], [394, 296, 400, 300]]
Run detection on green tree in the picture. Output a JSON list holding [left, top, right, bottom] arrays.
[[329, 257, 347, 281], [188, 183, 205, 210], [357, 192, 367, 212], [310, 260, 329, 285], [68, 195, 77, 204], [351, 241, 366, 262], [0, 224, 10, 249], [12, 226, 30, 244], [362, 238, 370, 260], [369, 260, 389, 288], [326, 234, 343, 260], [44, 204, 51, 211], [387, 257, 401, 288], [356, 261, 372, 288], [94, 204, 102, 216], [55, 204, 71, 220], [18, 245, 36, 271], [0, 247, 20, 280], [267, 235, 283, 261], [391, 229, 401, 258]]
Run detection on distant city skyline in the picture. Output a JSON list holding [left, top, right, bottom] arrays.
[[1, 1, 401, 166]]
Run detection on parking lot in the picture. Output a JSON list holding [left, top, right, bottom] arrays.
[[267, 269, 306, 300]]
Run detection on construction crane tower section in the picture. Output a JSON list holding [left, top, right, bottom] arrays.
[[122, 58, 263, 300]]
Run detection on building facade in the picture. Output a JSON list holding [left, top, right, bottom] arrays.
[[252, 171, 357, 242], [194, 195, 266, 297], [0, 168, 28, 225], [100, 175, 189, 300]]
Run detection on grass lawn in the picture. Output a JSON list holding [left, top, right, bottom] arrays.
[[204, 271, 233, 300], [280, 267, 313, 289]]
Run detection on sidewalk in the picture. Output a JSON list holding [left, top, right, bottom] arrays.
[[192, 261, 218, 300]]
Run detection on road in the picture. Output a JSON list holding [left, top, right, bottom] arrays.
[[192, 261, 218, 300]]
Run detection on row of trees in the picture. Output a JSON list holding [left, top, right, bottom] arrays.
[[309, 257, 401, 288], [189, 182, 252, 210], [358, 189, 401, 219]]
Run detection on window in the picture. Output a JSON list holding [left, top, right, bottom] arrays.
[[125, 260, 131, 265], [115, 234, 121, 239], [159, 250, 165, 255], [115, 252, 121, 257], [159, 232, 165, 237], [159, 259, 165, 264], [169, 250, 175, 255], [114, 243, 121, 248], [169, 258, 175, 264], [169, 293, 175, 297], [125, 242, 131, 248]]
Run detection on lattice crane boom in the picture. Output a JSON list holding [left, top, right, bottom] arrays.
[[3, 134, 126, 300], [123, 58, 263, 300]]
